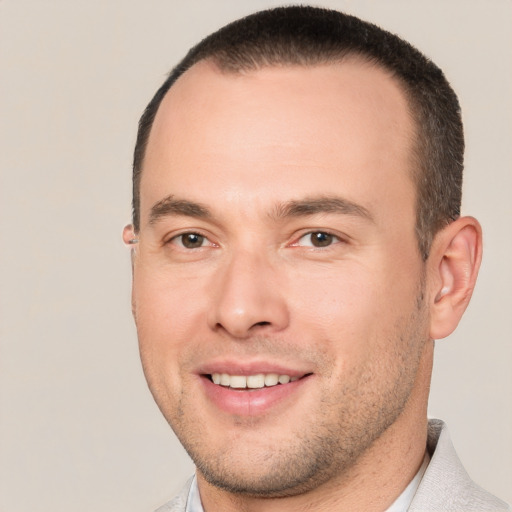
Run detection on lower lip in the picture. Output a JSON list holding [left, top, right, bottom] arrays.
[[200, 375, 311, 416]]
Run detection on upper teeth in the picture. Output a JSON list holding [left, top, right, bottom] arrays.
[[211, 373, 299, 389]]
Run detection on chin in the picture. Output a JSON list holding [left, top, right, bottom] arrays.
[[180, 421, 364, 499]]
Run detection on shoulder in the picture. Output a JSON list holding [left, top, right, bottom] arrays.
[[410, 419, 510, 512], [154, 477, 193, 512]]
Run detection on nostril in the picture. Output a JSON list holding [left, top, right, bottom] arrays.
[[254, 321, 271, 327]]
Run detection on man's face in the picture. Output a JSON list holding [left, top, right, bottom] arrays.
[[131, 60, 431, 496]]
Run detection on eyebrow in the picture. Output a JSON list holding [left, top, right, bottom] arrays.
[[270, 196, 374, 222], [148, 195, 212, 225], [147, 194, 373, 226]]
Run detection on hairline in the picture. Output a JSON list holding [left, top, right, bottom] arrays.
[[135, 54, 427, 255]]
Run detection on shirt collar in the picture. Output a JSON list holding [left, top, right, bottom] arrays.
[[384, 452, 430, 512], [185, 475, 202, 512]]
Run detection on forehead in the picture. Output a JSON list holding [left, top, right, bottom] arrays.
[[141, 59, 416, 223]]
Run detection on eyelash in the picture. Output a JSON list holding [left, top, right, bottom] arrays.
[[291, 231, 344, 249], [166, 232, 216, 249], [165, 230, 344, 250]]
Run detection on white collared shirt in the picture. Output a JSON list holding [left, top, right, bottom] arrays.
[[186, 452, 430, 512]]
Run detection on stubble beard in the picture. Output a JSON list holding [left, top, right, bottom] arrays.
[[160, 290, 429, 499]]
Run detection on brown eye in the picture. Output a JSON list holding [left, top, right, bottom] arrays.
[[310, 232, 334, 247], [294, 231, 339, 248], [178, 233, 206, 248]]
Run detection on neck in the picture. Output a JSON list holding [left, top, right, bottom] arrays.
[[198, 342, 433, 512]]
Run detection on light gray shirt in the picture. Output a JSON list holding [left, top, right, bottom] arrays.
[[155, 420, 511, 512]]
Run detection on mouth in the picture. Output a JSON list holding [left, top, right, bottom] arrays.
[[198, 364, 314, 415], [205, 372, 311, 390]]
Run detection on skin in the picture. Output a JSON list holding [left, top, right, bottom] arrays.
[[124, 59, 482, 512]]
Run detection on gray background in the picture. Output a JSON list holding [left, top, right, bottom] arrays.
[[1, 1, 510, 510]]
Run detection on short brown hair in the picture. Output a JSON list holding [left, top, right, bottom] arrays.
[[132, 6, 463, 259]]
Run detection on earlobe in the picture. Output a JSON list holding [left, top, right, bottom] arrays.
[[122, 224, 138, 317], [122, 224, 139, 271], [428, 216, 482, 340]]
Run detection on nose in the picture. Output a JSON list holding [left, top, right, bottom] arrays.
[[207, 250, 289, 339]]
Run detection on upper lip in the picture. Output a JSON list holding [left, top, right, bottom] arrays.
[[197, 359, 312, 377]]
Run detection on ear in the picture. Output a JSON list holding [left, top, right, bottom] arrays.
[[428, 216, 482, 340], [122, 224, 139, 269], [123, 224, 136, 245], [122, 224, 138, 317]]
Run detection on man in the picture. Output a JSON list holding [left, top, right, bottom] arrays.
[[123, 6, 510, 512]]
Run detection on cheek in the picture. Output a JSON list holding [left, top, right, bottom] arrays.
[[286, 259, 423, 366], [134, 265, 207, 333], [288, 263, 383, 339], [132, 268, 209, 386]]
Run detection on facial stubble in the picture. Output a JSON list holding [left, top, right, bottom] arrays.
[[160, 286, 430, 499]]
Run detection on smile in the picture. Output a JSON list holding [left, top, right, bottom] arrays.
[[209, 373, 302, 389], [200, 370, 313, 415]]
